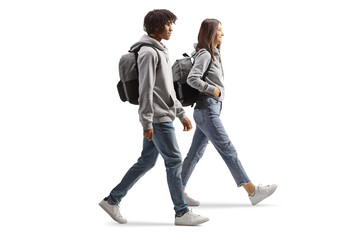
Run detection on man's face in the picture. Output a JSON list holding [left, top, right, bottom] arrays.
[[158, 22, 173, 41]]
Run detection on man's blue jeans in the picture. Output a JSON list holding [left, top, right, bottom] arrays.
[[107, 122, 189, 216], [181, 96, 251, 187]]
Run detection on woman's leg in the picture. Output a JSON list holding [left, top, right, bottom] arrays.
[[243, 182, 256, 195], [198, 103, 251, 187]]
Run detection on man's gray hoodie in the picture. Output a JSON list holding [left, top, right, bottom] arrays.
[[187, 45, 225, 102], [130, 35, 187, 130]]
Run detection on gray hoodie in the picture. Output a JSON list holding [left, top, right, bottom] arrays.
[[187, 45, 225, 102], [130, 35, 187, 130]]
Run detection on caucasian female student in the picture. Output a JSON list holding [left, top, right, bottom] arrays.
[[181, 19, 277, 206]]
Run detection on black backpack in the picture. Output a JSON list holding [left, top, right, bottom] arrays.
[[172, 53, 212, 107], [117, 44, 160, 105]]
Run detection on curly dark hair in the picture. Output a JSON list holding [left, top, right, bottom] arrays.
[[143, 9, 177, 35]]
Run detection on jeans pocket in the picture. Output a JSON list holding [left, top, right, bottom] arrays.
[[208, 104, 220, 116], [193, 109, 204, 125]]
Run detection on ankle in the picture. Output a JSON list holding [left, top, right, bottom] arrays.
[[243, 182, 256, 196]]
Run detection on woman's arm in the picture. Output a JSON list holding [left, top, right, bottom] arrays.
[[186, 49, 216, 96]]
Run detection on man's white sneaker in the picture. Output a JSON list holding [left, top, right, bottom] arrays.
[[184, 193, 200, 206], [99, 198, 127, 224], [249, 184, 277, 205], [175, 209, 209, 226]]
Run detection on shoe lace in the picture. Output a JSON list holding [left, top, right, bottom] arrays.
[[258, 184, 270, 191], [188, 208, 200, 217], [257, 184, 271, 190]]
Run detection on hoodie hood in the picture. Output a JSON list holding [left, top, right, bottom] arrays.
[[130, 34, 167, 52]]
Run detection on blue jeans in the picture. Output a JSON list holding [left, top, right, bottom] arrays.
[[181, 97, 251, 187], [107, 122, 189, 216]]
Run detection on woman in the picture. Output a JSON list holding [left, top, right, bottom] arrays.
[[181, 19, 277, 206]]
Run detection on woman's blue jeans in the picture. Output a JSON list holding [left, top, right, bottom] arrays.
[[107, 122, 189, 216], [181, 96, 251, 187]]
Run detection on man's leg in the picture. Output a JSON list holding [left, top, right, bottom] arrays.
[[107, 137, 159, 205], [151, 122, 188, 217], [181, 126, 209, 187]]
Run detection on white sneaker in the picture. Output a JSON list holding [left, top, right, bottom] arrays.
[[99, 198, 127, 224], [249, 184, 278, 205], [184, 193, 200, 206], [175, 209, 209, 226]]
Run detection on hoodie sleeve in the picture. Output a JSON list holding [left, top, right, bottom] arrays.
[[174, 94, 188, 122], [187, 49, 215, 95], [137, 47, 158, 130]]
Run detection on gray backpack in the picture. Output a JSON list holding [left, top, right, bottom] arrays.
[[117, 44, 160, 105], [172, 53, 212, 107]]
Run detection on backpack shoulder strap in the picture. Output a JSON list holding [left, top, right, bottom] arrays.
[[129, 44, 161, 68]]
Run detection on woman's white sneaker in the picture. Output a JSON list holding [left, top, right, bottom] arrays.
[[99, 198, 127, 224], [184, 193, 200, 206], [249, 184, 278, 205], [175, 209, 209, 226]]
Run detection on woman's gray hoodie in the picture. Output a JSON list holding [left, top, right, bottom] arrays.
[[130, 34, 187, 130], [187, 45, 225, 102]]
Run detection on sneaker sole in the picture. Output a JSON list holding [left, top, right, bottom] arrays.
[[187, 203, 200, 207], [174, 218, 209, 226], [252, 185, 278, 205], [99, 201, 127, 224]]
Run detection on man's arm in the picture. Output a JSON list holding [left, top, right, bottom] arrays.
[[138, 47, 158, 140]]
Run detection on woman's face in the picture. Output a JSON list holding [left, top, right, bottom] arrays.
[[214, 23, 224, 47]]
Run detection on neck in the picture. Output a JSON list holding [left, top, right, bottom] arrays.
[[149, 34, 162, 42]]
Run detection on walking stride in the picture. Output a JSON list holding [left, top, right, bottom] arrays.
[[99, 9, 209, 226], [181, 19, 278, 206]]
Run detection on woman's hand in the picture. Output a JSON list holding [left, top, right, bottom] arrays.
[[213, 87, 221, 98]]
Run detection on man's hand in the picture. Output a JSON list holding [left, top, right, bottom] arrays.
[[213, 87, 221, 98], [182, 118, 193, 131], [143, 129, 154, 141]]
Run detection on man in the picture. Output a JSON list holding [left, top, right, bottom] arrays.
[[99, 9, 209, 226]]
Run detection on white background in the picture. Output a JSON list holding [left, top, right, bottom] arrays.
[[1, 0, 359, 239]]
